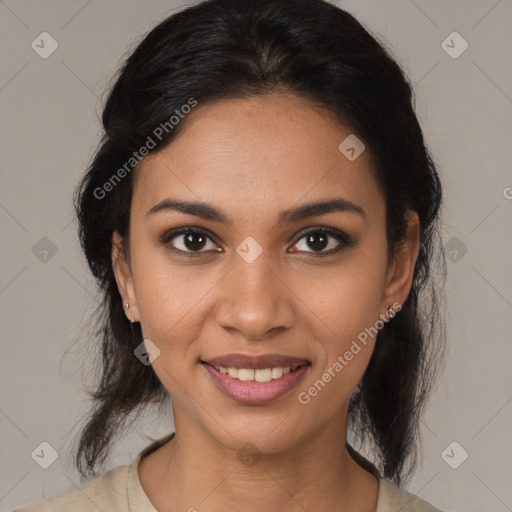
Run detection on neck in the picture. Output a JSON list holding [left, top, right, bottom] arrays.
[[138, 405, 379, 512]]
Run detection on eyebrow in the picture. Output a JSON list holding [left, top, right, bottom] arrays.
[[145, 197, 367, 224]]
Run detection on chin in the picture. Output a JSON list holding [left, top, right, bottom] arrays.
[[204, 415, 306, 456]]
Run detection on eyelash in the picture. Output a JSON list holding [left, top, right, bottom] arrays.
[[159, 226, 354, 259]]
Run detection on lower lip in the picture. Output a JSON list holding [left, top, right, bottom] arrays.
[[201, 363, 311, 405]]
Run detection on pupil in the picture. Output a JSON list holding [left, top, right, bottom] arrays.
[[307, 232, 327, 251], [185, 233, 206, 251]]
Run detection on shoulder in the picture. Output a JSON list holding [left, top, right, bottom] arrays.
[[14, 463, 130, 511], [377, 478, 444, 512], [15, 432, 174, 512]]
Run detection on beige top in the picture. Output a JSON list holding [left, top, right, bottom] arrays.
[[16, 433, 443, 512]]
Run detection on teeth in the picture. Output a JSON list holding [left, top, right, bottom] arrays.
[[238, 368, 255, 381], [271, 367, 283, 379], [227, 367, 239, 378], [217, 366, 295, 382]]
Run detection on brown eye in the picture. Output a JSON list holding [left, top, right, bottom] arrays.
[[304, 232, 329, 252], [290, 227, 353, 256], [179, 232, 209, 251], [161, 227, 220, 255]]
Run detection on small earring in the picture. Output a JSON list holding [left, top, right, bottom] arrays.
[[387, 304, 400, 319], [125, 303, 134, 324]]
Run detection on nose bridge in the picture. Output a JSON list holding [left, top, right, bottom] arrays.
[[214, 249, 295, 339]]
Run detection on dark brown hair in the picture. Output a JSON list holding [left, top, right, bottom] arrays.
[[72, 0, 446, 485]]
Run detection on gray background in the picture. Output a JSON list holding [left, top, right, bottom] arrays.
[[1, 0, 511, 510]]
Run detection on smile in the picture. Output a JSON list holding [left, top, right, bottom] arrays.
[[201, 361, 311, 405]]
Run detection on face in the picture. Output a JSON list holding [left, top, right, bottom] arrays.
[[112, 92, 419, 454]]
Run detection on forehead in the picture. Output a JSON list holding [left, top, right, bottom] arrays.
[[133, 93, 383, 223]]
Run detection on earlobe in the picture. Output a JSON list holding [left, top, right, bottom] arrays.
[[381, 210, 420, 311], [111, 231, 140, 322]]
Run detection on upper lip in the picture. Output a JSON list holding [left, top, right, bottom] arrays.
[[201, 353, 311, 371]]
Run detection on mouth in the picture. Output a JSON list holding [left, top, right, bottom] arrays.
[[199, 354, 311, 405], [200, 360, 310, 382], [200, 353, 311, 382]]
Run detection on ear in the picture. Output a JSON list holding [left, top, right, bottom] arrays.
[[380, 210, 420, 315], [111, 230, 139, 322]]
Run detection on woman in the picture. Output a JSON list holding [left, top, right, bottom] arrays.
[[17, 0, 446, 510]]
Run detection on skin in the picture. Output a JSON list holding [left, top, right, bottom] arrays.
[[112, 92, 420, 512]]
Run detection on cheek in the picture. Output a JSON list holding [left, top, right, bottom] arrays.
[[293, 241, 387, 339], [291, 242, 387, 392], [128, 243, 202, 349], [329, 266, 385, 345], [295, 272, 383, 412], [131, 264, 207, 396]]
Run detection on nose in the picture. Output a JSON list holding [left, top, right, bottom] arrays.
[[214, 253, 296, 341]]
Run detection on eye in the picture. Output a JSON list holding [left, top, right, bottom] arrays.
[[161, 227, 221, 256], [160, 226, 354, 258], [289, 227, 352, 256]]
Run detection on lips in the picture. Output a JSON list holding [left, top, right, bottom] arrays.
[[201, 353, 310, 371], [201, 359, 311, 405]]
